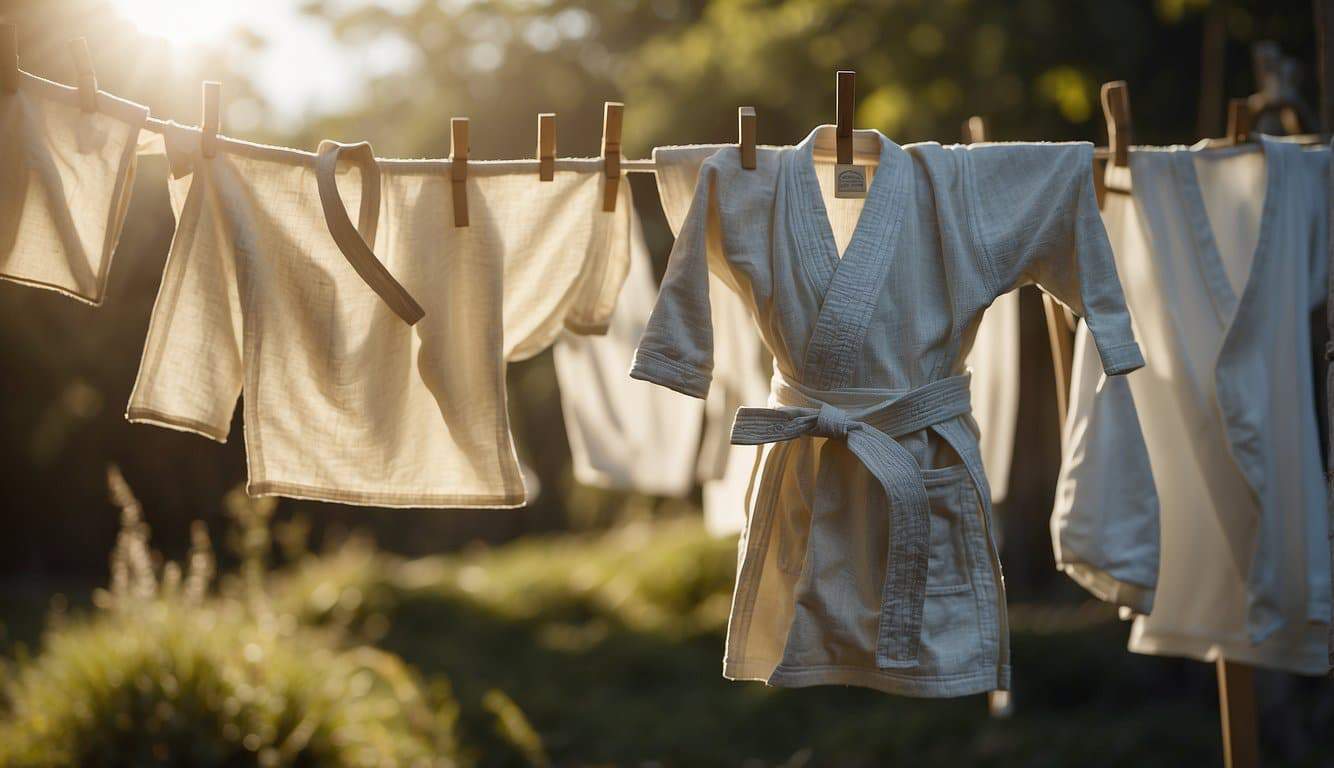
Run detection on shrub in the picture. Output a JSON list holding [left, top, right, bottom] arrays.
[[0, 468, 459, 768]]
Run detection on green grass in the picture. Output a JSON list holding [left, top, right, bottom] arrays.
[[4, 503, 1331, 767]]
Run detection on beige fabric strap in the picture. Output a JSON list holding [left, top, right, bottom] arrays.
[[314, 140, 425, 325]]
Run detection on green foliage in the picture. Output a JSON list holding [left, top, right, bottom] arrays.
[[0, 471, 459, 768]]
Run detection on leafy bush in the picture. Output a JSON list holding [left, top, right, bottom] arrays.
[[0, 469, 459, 768]]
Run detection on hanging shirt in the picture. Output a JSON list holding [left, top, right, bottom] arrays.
[[0, 72, 148, 303], [1055, 140, 1331, 675], [654, 145, 774, 535], [632, 126, 1142, 696], [652, 144, 1022, 538], [127, 128, 628, 508], [552, 203, 704, 496]]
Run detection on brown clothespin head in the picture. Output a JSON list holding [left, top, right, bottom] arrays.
[[1227, 97, 1252, 144], [836, 70, 855, 165], [450, 117, 469, 227], [737, 106, 757, 170], [1100, 80, 1133, 167], [69, 38, 97, 113], [601, 101, 622, 212], [1, 23, 18, 93], [537, 113, 556, 182], [962, 115, 986, 144], [200, 81, 221, 158]]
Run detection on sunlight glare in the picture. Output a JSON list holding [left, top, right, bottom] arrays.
[[108, 0, 262, 47]]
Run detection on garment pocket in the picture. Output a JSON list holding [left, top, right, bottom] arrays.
[[922, 465, 973, 596]]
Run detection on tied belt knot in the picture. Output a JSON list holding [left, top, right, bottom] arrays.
[[730, 373, 973, 670]]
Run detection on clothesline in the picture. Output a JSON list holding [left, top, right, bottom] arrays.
[[131, 96, 1123, 172]]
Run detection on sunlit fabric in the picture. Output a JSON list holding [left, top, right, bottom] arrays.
[[1058, 143, 1331, 676], [653, 144, 1023, 537], [128, 128, 629, 508], [633, 126, 1141, 696], [654, 145, 774, 535], [0, 73, 147, 304], [552, 206, 704, 497]]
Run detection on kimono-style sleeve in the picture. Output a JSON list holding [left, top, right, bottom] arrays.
[[629, 162, 718, 399], [967, 143, 1144, 375], [125, 163, 244, 442], [1051, 321, 1159, 615]]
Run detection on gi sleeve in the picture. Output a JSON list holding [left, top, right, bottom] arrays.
[[125, 163, 244, 442], [1051, 321, 1159, 615], [629, 163, 717, 399], [968, 143, 1144, 375]]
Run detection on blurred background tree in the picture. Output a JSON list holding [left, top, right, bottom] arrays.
[[0, 0, 1319, 582]]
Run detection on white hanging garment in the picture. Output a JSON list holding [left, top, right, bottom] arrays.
[[0, 72, 147, 303], [127, 128, 628, 508], [963, 289, 1020, 505], [652, 144, 1022, 536], [634, 128, 1141, 696], [1055, 141, 1331, 675], [552, 203, 703, 497], [654, 145, 773, 535]]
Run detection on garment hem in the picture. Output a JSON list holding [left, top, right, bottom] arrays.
[[126, 407, 229, 443], [0, 272, 105, 306], [629, 349, 710, 399], [724, 658, 1009, 698], [246, 479, 528, 509], [1058, 561, 1155, 615], [1129, 630, 1332, 676]]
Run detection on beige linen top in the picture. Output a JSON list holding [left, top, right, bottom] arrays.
[[128, 127, 628, 507]]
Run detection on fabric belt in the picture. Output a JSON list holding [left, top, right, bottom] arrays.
[[314, 140, 425, 326], [730, 373, 974, 669]]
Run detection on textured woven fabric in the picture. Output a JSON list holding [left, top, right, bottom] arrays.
[[652, 144, 1021, 538], [0, 73, 147, 303], [552, 205, 703, 496], [128, 126, 628, 507], [1058, 141, 1330, 675], [633, 126, 1141, 696]]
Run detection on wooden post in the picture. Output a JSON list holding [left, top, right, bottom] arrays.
[[1217, 658, 1260, 768]]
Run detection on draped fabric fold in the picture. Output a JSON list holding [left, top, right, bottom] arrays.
[[731, 373, 973, 668]]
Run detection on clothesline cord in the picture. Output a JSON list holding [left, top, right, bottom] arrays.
[[138, 112, 1124, 172]]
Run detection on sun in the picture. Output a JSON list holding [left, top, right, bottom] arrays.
[[107, 0, 260, 47]]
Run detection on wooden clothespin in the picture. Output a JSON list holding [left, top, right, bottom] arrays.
[[833, 70, 866, 198], [737, 106, 756, 170], [1226, 97, 1252, 144], [200, 81, 221, 158], [69, 38, 97, 113], [962, 115, 986, 144], [537, 113, 556, 182], [1101, 81, 1133, 167], [836, 70, 855, 165], [451, 117, 469, 227], [601, 101, 622, 212], [1, 23, 18, 94]]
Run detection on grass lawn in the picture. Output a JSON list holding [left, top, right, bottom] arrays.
[[5, 516, 1331, 767]]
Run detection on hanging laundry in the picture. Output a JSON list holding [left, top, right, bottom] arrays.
[[127, 128, 628, 508], [0, 72, 147, 303], [632, 126, 1142, 696], [654, 145, 773, 535], [1055, 141, 1331, 675], [966, 290, 1020, 505], [652, 144, 1022, 538], [552, 204, 704, 497]]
